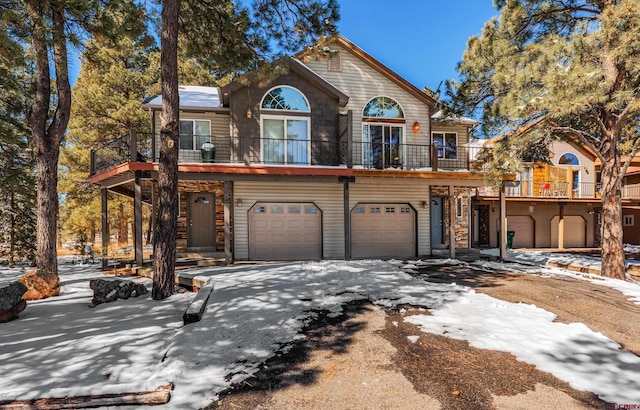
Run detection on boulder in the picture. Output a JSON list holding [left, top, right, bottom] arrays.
[[18, 271, 60, 300], [89, 279, 148, 307], [0, 282, 28, 323]]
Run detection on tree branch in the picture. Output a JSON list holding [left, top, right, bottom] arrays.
[[553, 126, 605, 163]]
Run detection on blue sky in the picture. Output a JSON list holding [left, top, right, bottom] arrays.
[[69, 1, 498, 92], [337, 1, 498, 93]]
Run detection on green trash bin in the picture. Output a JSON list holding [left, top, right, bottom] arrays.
[[506, 230, 515, 249], [200, 143, 215, 163]]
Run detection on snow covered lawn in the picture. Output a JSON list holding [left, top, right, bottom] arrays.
[[1, 254, 640, 407]]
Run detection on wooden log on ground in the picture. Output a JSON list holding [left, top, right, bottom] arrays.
[[0, 387, 171, 409], [183, 278, 214, 325]]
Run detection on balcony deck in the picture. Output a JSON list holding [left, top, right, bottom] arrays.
[[90, 132, 482, 177]]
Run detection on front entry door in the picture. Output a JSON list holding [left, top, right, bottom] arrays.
[[188, 192, 215, 249], [430, 196, 444, 247]]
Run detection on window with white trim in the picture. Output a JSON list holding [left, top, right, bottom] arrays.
[[432, 132, 457, 160], [179, 119, 211, 150], [624, 215, 634, 226], [456, 197, 463, 218], [261, 86, 311, 165], [362, 96, 405, 169]]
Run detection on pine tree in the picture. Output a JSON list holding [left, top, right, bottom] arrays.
[[450, 0, 640, 280], [152, 0, 339, 299], [0, 22, 36, 267], [2, 0, 146, 296]]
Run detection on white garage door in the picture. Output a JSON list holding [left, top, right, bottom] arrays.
[[551, 215, 586, 248], [507, 216, 535, 248], [249, 202, 322, 260], [351, 203, 416, 259]]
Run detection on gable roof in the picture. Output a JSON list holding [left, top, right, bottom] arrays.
[[142, 86, 222, 110], [296, 35, 436, 108], [483, 118, 597, 161], [220, 56, 349, 107]]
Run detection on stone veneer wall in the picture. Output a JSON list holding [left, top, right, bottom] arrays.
[[430, 186, 471, 249], [177, 180, 226, 252]]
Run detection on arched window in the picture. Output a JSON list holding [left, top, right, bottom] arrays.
[[362, 97, 405, 169], [261, 86, 310, 111], [260, 86, 310, 165], [558, 153, 580, 190], [363, 96, 404, 118], [559, 153, 579, 165]]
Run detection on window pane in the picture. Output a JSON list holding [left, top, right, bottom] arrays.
[[263, 119, 285, 163], [194, 121, 211, 149], [433, 133, 444, 158], [179, 120, 194, 150], [363, 97, 404, 118], [261, 87, 309, 111], [559, 153, 579, 165], [287, 120, 308, 164], [445, 133, 457, 160]]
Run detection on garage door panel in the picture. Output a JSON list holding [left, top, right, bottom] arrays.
[[507, 216, 534, 248], [352, 203, 415, 259], [551, 215, 586, 248], [249, 202, 322, 260]]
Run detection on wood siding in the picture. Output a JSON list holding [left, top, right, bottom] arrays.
[[233, 182, 344, 260], [303, 44, 432, 148], [152, 110, 231, 162]]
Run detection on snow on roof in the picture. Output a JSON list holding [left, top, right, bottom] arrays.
[[431, 109, 478, 125], [142, 86, 222, 109]]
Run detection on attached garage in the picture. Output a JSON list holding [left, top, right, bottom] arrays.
[[551, 215, 586, 248], [249, 202, 322, 260], [351, 203, 416, 259], [507, 215, 535, 248]]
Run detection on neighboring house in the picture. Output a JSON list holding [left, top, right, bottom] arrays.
[[89, 34, 485, 266], [472, 120, 640, 249], [474, 136, 599, 249]]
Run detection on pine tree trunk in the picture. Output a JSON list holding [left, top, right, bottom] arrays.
[[153, 0, 180, 300], [35, 145, 61, 287], [599, 146, 626, 280], [9, 192, 15, 268]]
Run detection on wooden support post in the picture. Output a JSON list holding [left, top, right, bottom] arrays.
[[134, 172, 143, 267], [449, 185, 456, 259], [343, 177, 351, 260], [101, 188, 109, 269], [151, 181, 157, 249], [224, 181, 233, 265], [567, 165, 573, 198], [346, 110, 353, 168], [558, 203, 565, 250], [129, 129, 137, 162], [431, 143, 439, 171], [499, 181, 508, 261]]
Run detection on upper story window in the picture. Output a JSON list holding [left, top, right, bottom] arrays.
[[260, 86, 311, 165], [432, 132, 458, 160], [179, 119, 211, 150], [559, 153, 579, 166], [363, 96, 404, 119], [261, 86, 310, 111]]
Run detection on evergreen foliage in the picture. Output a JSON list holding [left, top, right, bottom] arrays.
[[450, 0, 640, 279]]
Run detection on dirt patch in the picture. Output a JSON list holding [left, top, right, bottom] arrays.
[[383, 306, 605, 409], [209, 282, 610, 409]]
